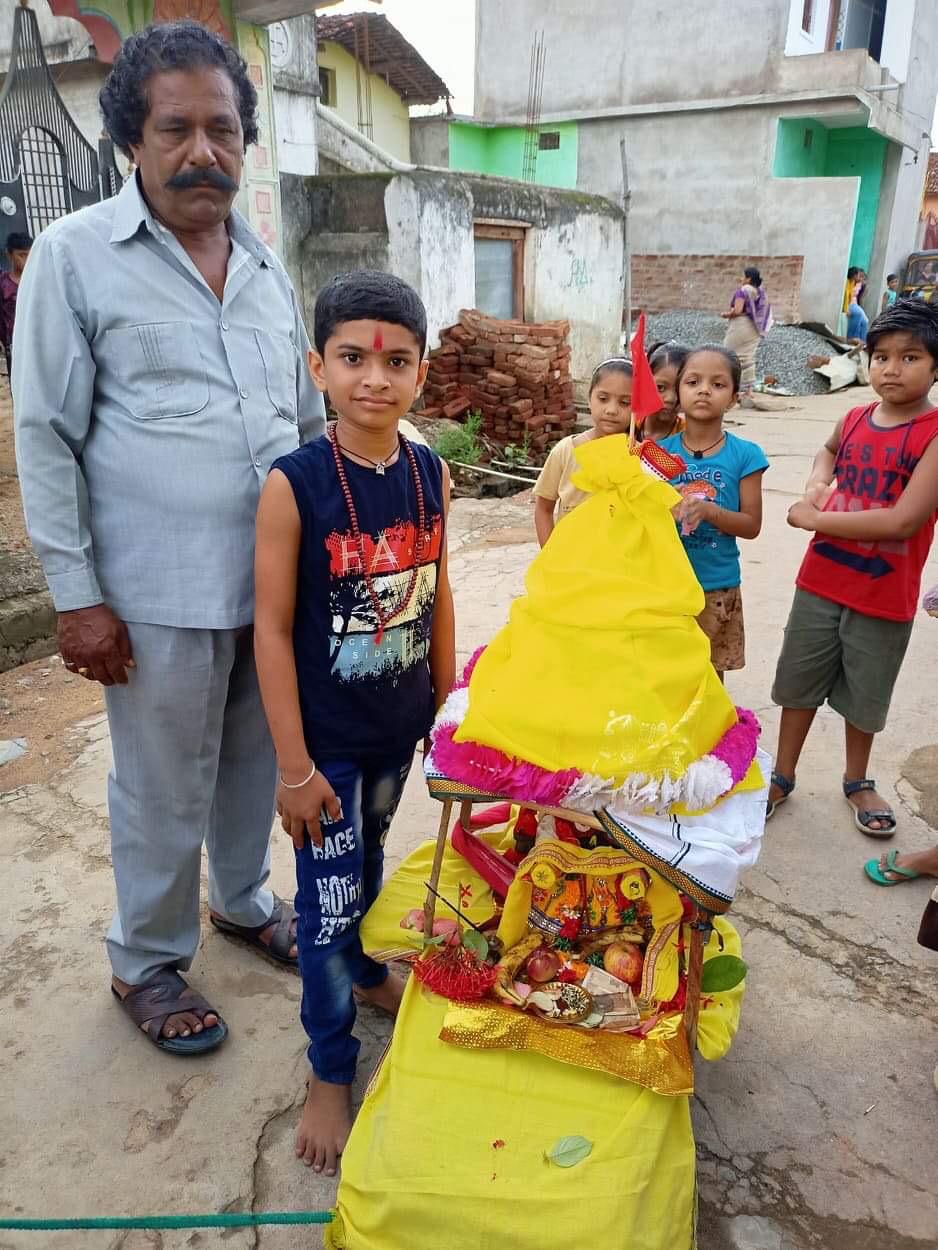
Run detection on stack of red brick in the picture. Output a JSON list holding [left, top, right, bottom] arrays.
[[420, 309, 577, 450]]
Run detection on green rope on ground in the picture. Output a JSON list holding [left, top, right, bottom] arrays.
[[0, 1211, 333, 1231]]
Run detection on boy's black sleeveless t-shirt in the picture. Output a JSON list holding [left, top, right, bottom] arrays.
[[272, 435, 444, 760]]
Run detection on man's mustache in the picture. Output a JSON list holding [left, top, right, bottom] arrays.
[[165, 168, 239, 192]]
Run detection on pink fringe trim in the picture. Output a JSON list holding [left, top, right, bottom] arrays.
[[456, 646, 486, 690], [431, 719, 581, 806], [708, 708, 761, 787], [432, 691, 761, 812]]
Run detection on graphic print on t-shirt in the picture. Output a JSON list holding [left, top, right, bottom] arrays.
[[325, 514, 443, 683], [797, 405, 938, 621]]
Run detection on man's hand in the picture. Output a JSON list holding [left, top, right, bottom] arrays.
[[678, 495, 715, 535], [276, 765, 343, 850], [787, 499, 821, 531], [58, 604, 134, 686]]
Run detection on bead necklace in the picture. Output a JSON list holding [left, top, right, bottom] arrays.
[[328, 423, 426, 646], [680, 431, 726, 460]]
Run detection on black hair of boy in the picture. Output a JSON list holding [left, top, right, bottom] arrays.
[[886, 273, 897, 283], [865, 297, 938, 363], [847, 266, 860, 281], [5, 232, 32, 253], [314, 270, 427, 358], [676, 345, 742, 393], [588, 357, 633, 395], [744, 265, 762, 287]]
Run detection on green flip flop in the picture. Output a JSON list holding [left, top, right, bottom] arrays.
[[864, 849, 921, 886]]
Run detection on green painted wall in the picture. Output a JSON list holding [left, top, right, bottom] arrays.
[[824, 128, 887, 270], [448, 121, 578, 189], [773, 119, 828, 178], [773, 119, 888, 270]]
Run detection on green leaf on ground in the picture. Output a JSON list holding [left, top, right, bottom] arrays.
[[700, 954, 748, 993], [545, 1136, 593, 1168]]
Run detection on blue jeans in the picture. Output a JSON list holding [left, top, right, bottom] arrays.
[[294, 751, 414, 1083], [846, 302, 868, 340]]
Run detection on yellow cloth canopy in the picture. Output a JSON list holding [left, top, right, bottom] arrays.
[[454, 435, 738, 787]]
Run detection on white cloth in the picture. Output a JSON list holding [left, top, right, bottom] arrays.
[[599, 749, 770, 909]]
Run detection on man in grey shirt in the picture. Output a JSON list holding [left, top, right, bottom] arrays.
[[13, 21, 325, 1054]]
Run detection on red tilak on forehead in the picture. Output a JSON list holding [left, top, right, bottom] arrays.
[[372, 328, 384, 351]]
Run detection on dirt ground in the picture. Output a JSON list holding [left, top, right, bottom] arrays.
[[1, 387, 938, 1250]]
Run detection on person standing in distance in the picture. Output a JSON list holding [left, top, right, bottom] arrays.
[[13, 21, 325, 1054]]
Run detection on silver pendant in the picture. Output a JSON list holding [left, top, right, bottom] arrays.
[[376, 462, 386, 476]]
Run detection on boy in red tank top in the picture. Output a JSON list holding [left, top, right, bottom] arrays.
[[768, 300, 938, 835]]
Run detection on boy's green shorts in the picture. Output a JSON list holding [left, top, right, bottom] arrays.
[[771, 587, 914, 735]]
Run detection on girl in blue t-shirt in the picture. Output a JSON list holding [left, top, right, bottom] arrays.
[[659, 346, 768, 679]]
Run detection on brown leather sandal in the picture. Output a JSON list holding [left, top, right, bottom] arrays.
[[210, 894, 299, 968], [112, 968, 228, 1055]]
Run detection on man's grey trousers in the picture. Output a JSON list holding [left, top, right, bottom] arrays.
[[104, 624, 278, 984]]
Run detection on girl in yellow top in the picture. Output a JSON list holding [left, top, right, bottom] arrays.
[[533, 356, 632, 546]]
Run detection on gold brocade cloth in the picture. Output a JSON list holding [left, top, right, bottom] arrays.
[[439, 998, 693, 1096]]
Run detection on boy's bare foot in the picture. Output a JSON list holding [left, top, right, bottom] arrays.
[[875, 845, 938, 880], [355, 970, 406, 1017], [295, 1075, 352, 1175]]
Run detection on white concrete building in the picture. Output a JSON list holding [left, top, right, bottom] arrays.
[[466, 0, 938, 327]]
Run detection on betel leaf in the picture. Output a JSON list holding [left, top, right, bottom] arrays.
[[422, 934, 446, 947], [462, 928, 489, 959], [700, 954, 748, 994], [545, 1135, 593, 1168]]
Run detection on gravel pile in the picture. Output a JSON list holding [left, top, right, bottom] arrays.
[[643, 311, 839, 395]]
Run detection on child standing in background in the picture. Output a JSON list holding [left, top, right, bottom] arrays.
[[881, 273, 899, 313], [660, 346, 768, 679], [643, 341, 688, 442], [768, 299, 938, 835], [534, 357, 632, 547]]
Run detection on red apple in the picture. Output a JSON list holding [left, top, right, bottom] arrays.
[[524, 947, 561, 984], [603, 942, 644, 986]]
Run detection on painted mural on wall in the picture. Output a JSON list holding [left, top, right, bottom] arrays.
[[47, 0, 282, 252], [49, 1, 233, 55]]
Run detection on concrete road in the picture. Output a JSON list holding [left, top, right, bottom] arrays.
[[1, 389, 937, 1250]]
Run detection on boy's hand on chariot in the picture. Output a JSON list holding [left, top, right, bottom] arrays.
[[678, 495, 714, 534], [276, 768, 342, 850], [787, 499, 820, 531]]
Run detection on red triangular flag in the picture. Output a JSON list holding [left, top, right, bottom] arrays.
[[629, 312, 663, 428]]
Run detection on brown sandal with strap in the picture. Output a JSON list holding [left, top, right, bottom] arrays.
[[209, 894, 299, 968], [112, 968, 228, 1055]]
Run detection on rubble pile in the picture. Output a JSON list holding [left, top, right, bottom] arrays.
[[644, 310, 838, 396], [420, 309, 577, 449]]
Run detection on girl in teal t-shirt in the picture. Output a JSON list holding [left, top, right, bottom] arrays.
[[659, 346, 768, 678]]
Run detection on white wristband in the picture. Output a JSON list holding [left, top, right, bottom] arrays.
[[279, 762, 316, 789]]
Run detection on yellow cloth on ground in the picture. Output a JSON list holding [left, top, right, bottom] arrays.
[[454, 435, 738, 785], [329, 834, 744, 1250]]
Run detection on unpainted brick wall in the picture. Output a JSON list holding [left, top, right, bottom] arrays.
[[632, 255, 804, 323]]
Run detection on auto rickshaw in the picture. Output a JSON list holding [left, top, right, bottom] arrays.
[[901, 250, 938, 302]]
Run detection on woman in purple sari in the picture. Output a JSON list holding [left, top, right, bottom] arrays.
[[721, 265, 773, 404]]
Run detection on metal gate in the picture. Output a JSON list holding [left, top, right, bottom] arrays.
[[0, 4, 122, 240]]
